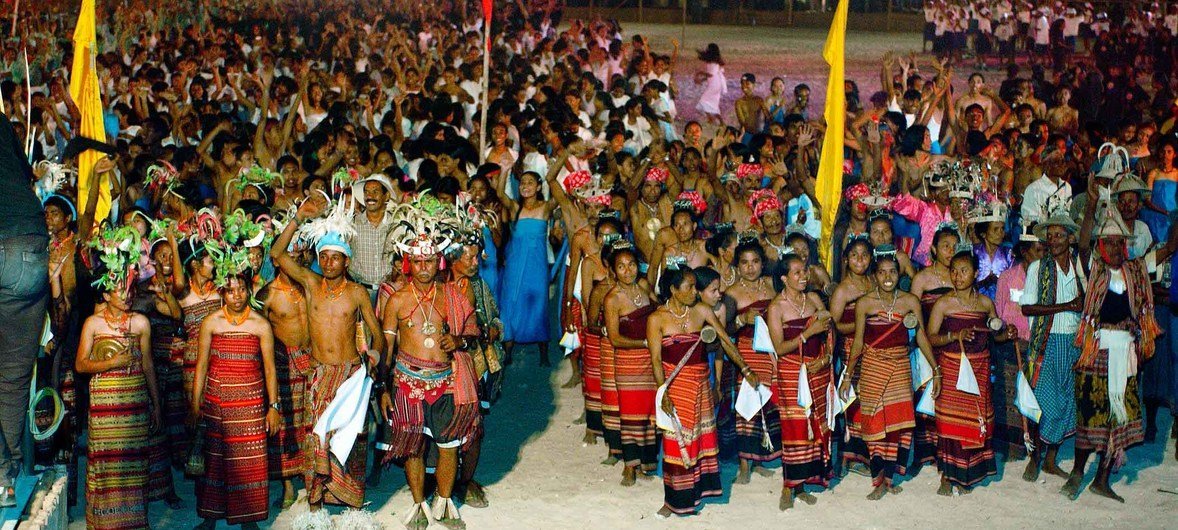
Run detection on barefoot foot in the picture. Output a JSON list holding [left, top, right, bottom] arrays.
[[847, 462, 870, 477], [866, 483, 888, 500], [621, 466, 637, 487], [582, 430, 598, 445], [779, 489, 794, 511], [937, 478, 953, 497], [600, 455, 619, 466], [1060, 476, 1083, 500], [1022, 459, 1040, 482], [656, 506, 675, 519], [795, 490, 817, 505], [888, 484, 903, 495], [463, 481, 489, 509], [561, 372, 581, 388], [1043, 461, 1069, 479], [1088, 482, 1124, 503], [734, 466, 752, 485]]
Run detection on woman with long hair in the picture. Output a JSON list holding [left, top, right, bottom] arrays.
[[764, 253, 835, 510], [928, 251, 1012, 494], [693, 43, 727, 126], [909, 223, 961, 469], [602, 241, 658, 485], [649, 266, 757, 517], [840, 247, 938, 500], [726, 239, 781, 483], [830, 236, 875, 475]]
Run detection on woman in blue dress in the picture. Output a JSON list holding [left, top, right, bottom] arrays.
[[469, 175, 504, 300], [498, 166, 557, 366]]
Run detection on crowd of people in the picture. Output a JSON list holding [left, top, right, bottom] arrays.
[[924, 0, 1178, 71], [0, 0, 1176, 528]]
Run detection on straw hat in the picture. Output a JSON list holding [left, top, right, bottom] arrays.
[[1033, 212, 1080, 241]]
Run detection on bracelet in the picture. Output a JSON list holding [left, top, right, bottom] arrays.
[[799, 332, 807, 345], [269, 402, 281, 412]]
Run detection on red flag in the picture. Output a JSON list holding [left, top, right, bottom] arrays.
[[482, 0, 492, 23], [482, 0, 493, 51]]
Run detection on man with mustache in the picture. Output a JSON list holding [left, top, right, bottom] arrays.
[[349, 174, 396, 302]]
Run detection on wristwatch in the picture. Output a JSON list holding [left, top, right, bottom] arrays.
[[270, 402, 281, 412]]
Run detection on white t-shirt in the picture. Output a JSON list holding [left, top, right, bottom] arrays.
[[1034, 15, 1050, 45], [1020, 257, 1083, 334]]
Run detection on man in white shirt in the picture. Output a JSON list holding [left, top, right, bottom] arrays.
[[1020, 214, 1085, 482], [1021, 147, 1073, 224]]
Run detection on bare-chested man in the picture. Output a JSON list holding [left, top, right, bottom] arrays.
[[735, 73, 766, 141], [379, 247, 481, 530], [258, 241, 312, 509], [270, 196, 386, 511], [629, 167, 673, 259]]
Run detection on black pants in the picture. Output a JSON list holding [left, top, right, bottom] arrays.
[[0, 234, 48, 487]]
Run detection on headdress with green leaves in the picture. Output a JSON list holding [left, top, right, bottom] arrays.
[[88, 225, 143, 294]]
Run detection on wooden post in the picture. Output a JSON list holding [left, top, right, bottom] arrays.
[[478, 12, 491, 164]]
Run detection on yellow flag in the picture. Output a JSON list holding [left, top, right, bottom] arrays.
[[69, 0, 108, 228], [816, 0, 849, 272]]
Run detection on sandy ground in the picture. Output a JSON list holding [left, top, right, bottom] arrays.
[[65, 24, 1178, 529]]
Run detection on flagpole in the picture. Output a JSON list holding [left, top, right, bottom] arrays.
[[478, 3, 491, 165]]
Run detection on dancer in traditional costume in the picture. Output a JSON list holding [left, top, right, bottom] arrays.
[[727, 239, 780, 483], [378, 195, 480, 529], [842, 246, 937, 500], [909, 223, 961, 469], [602, 240, 658, 484], [191, 244, 280, 529], [259, 236, 313, 508], [270, 192, 386, 510], [1060, 189, 1162, 502], [829, 237, 874, 475], [76, 227, 161, 530], [928, 250, 1013, 494], [764, 252, 834, 510], [649, 266, 758, 517]]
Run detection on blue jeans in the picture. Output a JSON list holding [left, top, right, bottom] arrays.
[[0, 234, 49, 486]]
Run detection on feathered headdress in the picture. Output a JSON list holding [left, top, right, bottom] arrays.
[[331, 166, 361, 197], [88, 225, 143, 294], [385, 194, 459, 258], [296, 193, 358, 257], [204, 239, 253, 288], [228, 165, 281, 202], [451, 193, 499, 247], [223, 209, 273, 250], [33, 161, 75, 202], [144, 161, 181, 197]]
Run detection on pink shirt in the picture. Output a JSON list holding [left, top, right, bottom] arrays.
[[995, 262, 1030, 341], [890, 194, 953, 266]]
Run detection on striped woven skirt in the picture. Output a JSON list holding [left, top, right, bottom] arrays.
[[197, 333, 269, 525], [841, 338, 870, 466], [935, 349, 997, 487], [86, 343, 149, 530], [1032, 334, 1080, 445], [182, 298, 222, 397], [581, 330, 604, 435], [858, 345, 914, 484], [662, 362, 721, 514], [735, 336, 782, 462], [270, 344, 310, 480], [616, 346, 658, 471], [777, 355, 832, 488], [600, 339, 622, 457], [305, 360, 367, 507], [146, 326, 179, 500], [1074, 347, 1144, 467], [989, 341, 1029, 459]]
